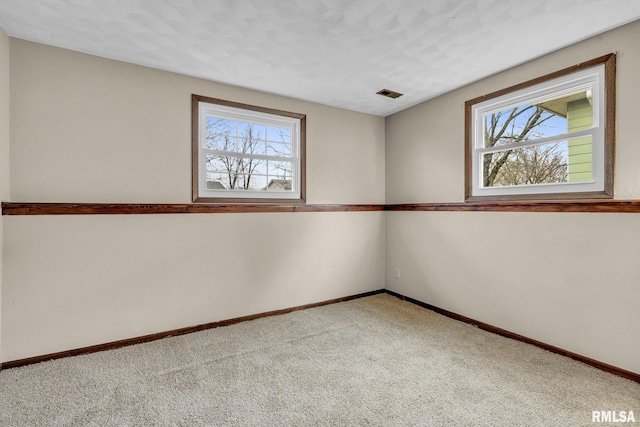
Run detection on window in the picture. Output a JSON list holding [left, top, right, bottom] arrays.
[[465, 54, 615, 201], [192, 94, 306, 203]]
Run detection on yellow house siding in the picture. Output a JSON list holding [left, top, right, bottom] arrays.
[[567, 98, 592, 182]]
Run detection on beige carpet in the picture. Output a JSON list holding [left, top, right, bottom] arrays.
[[0, 294, 638, 426]]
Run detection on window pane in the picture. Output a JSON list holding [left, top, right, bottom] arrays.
[[225, 173, 263, 191], [237, 137, 266, 155], [268, 160, 293, 176], [482, 140, 584, 187], [267, 126, 291, 143], [205, 154, 230, 173], [221, 136, 239, 153], [207, 171, 234, 190], [205, 133, 227, 151], [265, 177, 293, 192], [246, 159, 267, 175], [242, 174, 268, 191], [228, 174, 243, 190], [236, 122, 248, 136], [241, 157, 266, 175], [205, 174, 227, 190], [483, 89, 592, 149], [206, 117, 234, 150], [207, 117, 234, 134], [238, 122, 266, 141], [267, 142, 291, 157]]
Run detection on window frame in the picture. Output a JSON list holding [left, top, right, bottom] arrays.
[[192, 94, 306, 204], [464, 54, 615, 202]]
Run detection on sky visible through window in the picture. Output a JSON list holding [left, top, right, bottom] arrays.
[[484, 105, 568, 147]]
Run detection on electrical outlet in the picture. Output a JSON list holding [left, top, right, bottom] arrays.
[[394, 268, 400, 279]]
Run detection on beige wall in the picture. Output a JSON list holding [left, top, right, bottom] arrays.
[[386, 21, 640, 374], [2, 39, 385, 362], [0, 27, 10, 368]]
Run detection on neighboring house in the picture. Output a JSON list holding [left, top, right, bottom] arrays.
[[265, 179, 292, 192], [566, 97, 593, 182], [206, 180, 225, 190], [537, 91, 593, 182]]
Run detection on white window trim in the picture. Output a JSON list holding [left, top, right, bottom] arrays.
[[465, 54, 615, 202], [471, 66, 604, 198], [192, 95, 305, 203]]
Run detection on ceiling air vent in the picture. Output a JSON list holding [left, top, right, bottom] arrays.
[[376, 88, 403, 99]]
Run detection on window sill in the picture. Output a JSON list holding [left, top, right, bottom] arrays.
[[464, 190, 613, 203], [193, 196, 306, 204]]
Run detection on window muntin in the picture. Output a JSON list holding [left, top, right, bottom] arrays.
[[465, 54, 614, 201], [193, 95, 305, 203]]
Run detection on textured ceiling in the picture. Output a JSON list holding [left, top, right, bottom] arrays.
[[1, 1, 639, 116]]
